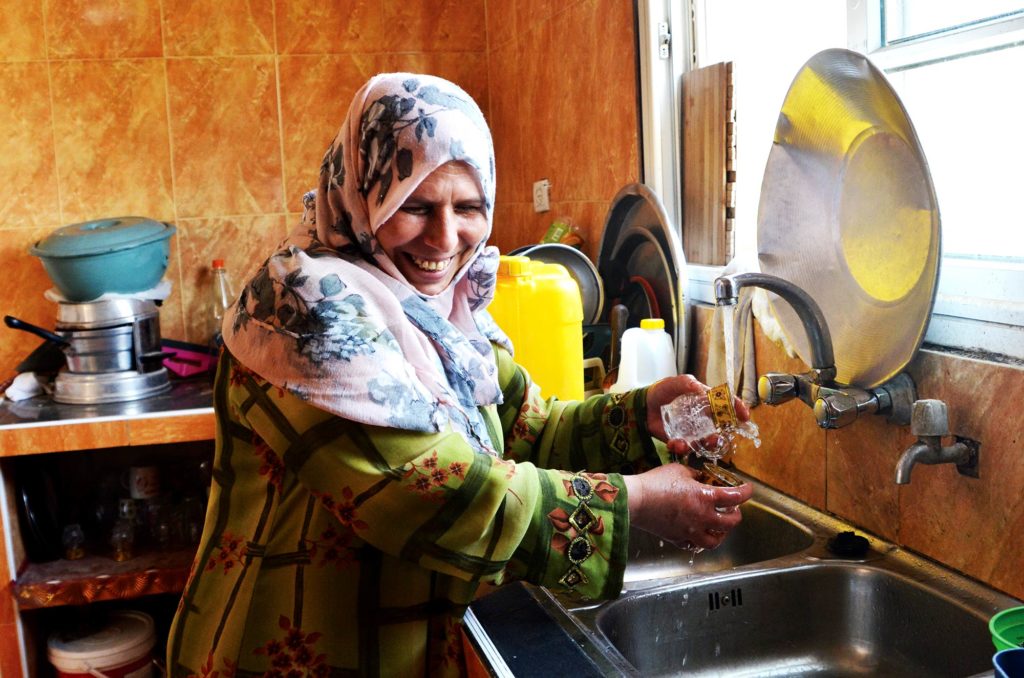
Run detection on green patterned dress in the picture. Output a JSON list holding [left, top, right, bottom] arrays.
[[166, 345, 666, 677]]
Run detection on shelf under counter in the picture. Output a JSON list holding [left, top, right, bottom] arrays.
[[0, 377, 215, 456], [14, 547, 196, 609]]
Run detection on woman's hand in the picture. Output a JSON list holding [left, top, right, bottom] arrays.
[[622, 463, 753, 550], [645, 374, 751, 453]]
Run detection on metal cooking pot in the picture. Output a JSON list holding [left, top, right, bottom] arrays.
[[30, 217, 175, 302], [4, 315, 135, 373]]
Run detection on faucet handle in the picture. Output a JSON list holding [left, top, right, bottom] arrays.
[[758, 373, 798, 405], [911, 399, 950, 437], [814, 392, 861, 429]]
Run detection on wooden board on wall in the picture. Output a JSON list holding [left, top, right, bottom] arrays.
[[682, 61, 735, 266]]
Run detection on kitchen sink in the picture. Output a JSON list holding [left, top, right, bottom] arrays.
[[624, 501, 814, 584], [466, 472, 1023, 677], [595, 563, 997, 676]]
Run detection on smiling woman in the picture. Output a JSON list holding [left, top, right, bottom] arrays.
[[376, 161, 489, 296], [165, 72, 754, 678]]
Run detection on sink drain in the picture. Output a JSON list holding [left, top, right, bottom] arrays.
[[709, 587, 744, 611]]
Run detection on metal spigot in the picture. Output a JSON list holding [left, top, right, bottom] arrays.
[[894, 399, 980, 484], [715, 272, 915, 429]]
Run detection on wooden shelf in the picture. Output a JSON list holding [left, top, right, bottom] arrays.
[[14, 548, 195, 610]]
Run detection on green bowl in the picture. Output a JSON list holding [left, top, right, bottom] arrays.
[[990, 606, 1024, 651]]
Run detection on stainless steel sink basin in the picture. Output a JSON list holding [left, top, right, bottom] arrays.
[[624, 501, 814, 583], [466, 472, 1023, 678], [597, 563, 998, 676]]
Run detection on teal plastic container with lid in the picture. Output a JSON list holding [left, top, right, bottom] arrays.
[[31, 217, 176, 301]]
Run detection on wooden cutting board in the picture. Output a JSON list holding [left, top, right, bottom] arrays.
[[682, 61, 735, 265]]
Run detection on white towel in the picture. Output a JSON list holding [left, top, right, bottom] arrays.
[[4, 372, 44, 401], [43, 279, 173, 304]]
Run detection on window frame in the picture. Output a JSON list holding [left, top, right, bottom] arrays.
[[849, 0, 1024, 360]]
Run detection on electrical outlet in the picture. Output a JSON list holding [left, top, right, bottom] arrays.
[[532, 179, 551, 213]]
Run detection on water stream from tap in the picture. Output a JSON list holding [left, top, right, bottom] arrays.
[[722, 304, 736, 394]]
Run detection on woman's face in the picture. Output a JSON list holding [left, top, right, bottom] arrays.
[[376, 162, 488, 295]]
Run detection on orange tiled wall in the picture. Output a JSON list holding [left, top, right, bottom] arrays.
[[0, 0, 640, 378], [689, 304, 1024, 600], [484, 0, 641, 262]]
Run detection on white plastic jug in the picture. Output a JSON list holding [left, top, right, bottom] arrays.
[[611, 318, 677, 392]]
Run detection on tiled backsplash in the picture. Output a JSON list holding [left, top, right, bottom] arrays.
[[0, 0, 491, 371], [690, 304, 1024, 600], [0, 0, 638, 378]]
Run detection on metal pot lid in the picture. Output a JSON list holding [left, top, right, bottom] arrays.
[[31, 217, 175, 258], [758, 48, 940, 388], [508, 243, 605, 324], [597, 183, 688, 374]]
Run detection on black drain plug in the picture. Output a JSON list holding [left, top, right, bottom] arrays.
[[827, 531, 870, 558]]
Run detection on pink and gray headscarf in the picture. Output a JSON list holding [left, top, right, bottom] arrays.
[[223, 73, 509, 455]]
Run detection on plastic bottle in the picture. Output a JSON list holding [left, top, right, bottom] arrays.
[[209, 259, 235, 348], [489, 256, 584, 400], [610, 318, 676, 392]]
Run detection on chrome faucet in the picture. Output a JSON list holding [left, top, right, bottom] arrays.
[[714, 272, 835, 380], [895, 399, 980, 484], [713, 272, 915, 429]]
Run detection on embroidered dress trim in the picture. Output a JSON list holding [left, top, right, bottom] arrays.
[[559, 473, 598, 590]]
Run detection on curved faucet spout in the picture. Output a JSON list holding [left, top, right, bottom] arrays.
[[713, 272, 835, 373], [895, 438, 976, 485], [894, 441, 935, 484]]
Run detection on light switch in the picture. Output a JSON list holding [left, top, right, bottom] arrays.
[[532, 179, 551, 213]]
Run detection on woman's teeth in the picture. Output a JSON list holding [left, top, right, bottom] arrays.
[[411, 256, 452, 272]]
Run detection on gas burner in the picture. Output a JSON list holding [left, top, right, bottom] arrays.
[[6, 296, 175, 404], [48, 298, 171, 404]]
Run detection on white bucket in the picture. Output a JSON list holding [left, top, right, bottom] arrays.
[[611, 318, 677, 392], [48, 610, 155, 678]]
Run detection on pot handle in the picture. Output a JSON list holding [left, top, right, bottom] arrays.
[[3, 315, 69, 347]]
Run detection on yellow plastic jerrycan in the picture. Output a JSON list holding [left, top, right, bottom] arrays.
[[489, 255, 584, 400]]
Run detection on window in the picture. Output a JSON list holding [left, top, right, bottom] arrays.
[[639, 0, 1024, 361], [853, 0, 1024, 360]]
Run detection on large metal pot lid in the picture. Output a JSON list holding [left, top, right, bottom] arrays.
[[597, 183, 688, 374], [758, 48, 940, 388], [507, 243, 605, 325], [31, 217, 175, 258]]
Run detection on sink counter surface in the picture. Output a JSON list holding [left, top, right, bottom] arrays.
[[0, 377, 214, 455]]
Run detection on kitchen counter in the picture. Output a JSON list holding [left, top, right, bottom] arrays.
[[0, 377, 214, 456]]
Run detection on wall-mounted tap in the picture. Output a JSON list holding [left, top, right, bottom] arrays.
[[714, 272, 836, 383], [713, 272, 916, 428], [895, 399, 980, 484]]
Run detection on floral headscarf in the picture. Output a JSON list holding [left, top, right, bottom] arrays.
[[223, 73, 510, 455]]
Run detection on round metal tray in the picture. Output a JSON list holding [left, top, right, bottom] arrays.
[[508, 243, 605, 325], [598, 183, 688, 374], [758, 49, 940, 387]]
